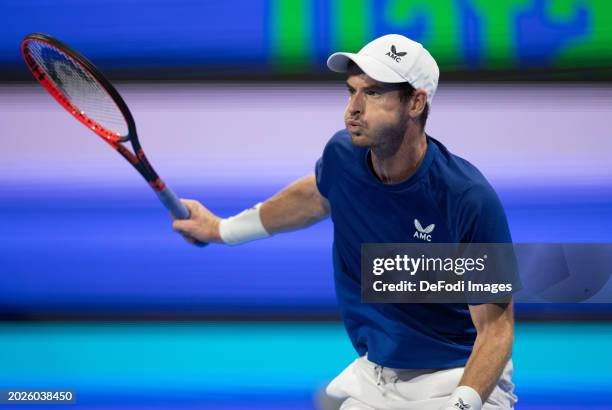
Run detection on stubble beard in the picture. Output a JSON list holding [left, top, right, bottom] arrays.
[[350, 122, 406, 160]]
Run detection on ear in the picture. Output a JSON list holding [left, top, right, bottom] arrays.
[[407, 89, 428, 120]]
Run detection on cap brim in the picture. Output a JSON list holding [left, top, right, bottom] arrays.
[[326, 52, 407, 83]]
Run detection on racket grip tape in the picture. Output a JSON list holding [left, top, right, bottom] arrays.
[[157, 186, 190, 219], [156, 186, 208, 247]]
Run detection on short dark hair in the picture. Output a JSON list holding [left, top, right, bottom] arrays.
[[346, 61, 429, 130]]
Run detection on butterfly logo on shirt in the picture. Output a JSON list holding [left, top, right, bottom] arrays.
[[414, 219, 435, 242]]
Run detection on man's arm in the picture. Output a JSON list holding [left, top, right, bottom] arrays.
[[441, 301, 514, 409], [442, 301, 514, 409], [260, 174, 330, 233], [172, 174, 330, 244], [462, 301, 514, 400]]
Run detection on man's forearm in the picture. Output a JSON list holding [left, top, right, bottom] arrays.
[[458, 323, 513, 402], [260, 174, 330, 234]]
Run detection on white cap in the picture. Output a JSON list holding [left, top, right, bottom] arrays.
[[327, 34, 439, 105]]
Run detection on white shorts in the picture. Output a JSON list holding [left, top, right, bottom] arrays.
[[325, 355, 517, 410]]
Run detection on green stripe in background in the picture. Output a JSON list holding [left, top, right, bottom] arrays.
[[469, 0, 531, 69], [384, 0, 461, 68], [332, 0, 372, 53], [269, 0, 612, 74], [554, 0, 612, 69], [270, 0, 314, 72]]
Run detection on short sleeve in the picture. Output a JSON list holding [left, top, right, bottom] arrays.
[[315, 156, 329, 198], [457, 183, 512, 244], [457, 184, 519, 304], [315, 134, 341, 199]]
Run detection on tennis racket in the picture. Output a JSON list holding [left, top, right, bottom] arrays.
[[21, 33, 205, 244]]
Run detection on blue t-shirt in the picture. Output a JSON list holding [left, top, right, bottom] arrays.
[[315, 130, 512, 369]]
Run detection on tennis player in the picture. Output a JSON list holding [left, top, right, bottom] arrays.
[[172, 34, 517, 410]]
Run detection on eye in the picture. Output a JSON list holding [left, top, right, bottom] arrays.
[[347, 87, 355, 95], [365, 89, 381, 96]]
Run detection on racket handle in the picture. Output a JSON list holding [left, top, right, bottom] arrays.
[[156, 186, 208, 247], [157, 186, 190, 219]]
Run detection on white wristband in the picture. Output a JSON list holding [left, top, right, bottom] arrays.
[[219, 202, 270, 245], [442, 386, 482, 410]]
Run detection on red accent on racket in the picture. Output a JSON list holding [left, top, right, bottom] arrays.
[[20, 33, 206, 246]]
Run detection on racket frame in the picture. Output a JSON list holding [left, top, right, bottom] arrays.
[[21, 32, 166, 192], [20, 32, 205, 239]]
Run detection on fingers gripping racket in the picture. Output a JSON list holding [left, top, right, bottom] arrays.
[[21, 33, 205, 244]]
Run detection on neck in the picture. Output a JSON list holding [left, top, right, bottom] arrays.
[[370, 130, 428, 184]]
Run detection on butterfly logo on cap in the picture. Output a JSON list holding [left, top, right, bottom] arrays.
[[386, 45, 407, 62]]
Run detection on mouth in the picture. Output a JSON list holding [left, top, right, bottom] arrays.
[[346, 121, 363, 129]]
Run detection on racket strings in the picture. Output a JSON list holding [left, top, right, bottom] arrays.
[[26, 41, 129, 138]]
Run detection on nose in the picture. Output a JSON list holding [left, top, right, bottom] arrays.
[[347, 91, 364, 117]]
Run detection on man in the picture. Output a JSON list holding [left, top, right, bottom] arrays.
[[172, 34, 517, 409]]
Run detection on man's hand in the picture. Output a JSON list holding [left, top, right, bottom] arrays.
[[172, 199, 223, 245], [170, 175, 329, 247]]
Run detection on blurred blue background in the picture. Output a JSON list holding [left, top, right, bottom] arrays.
[[1, 1, 612, 409]]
